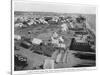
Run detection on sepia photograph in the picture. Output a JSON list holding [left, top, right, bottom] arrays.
[[13, 0, 96, 72]]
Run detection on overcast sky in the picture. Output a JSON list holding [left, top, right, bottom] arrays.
[[14, 0, 96, 14]]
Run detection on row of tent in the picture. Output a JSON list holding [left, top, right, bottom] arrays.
[[14, 15, 87, 28]]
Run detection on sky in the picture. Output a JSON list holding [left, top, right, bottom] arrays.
[[13, 0, 96, 14]]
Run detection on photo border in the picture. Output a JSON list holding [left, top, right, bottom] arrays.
[[11, 0, 97, 75]]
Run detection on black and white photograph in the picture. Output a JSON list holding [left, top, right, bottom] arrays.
[[13, 0, 96, 72]]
